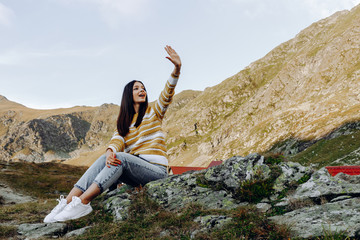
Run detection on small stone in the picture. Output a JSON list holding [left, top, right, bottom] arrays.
[[159, 230, 170, 237], [330, 195, 352, 202], [64, 226, 91, 238], [256, 202, 271, 213]]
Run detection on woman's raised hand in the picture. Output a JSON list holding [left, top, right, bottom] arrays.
[[165, 45, 181, 77]]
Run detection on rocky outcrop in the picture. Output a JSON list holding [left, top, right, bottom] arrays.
[[270, 169, 360, 238], [270, 198, 360, 239], [0, 103, 118, 163], [103, 153, 360, 238], [17, 223, 67, 239], [1, 114, 91, 162]]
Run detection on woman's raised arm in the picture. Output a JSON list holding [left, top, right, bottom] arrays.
[[165, 45, 181, 78]]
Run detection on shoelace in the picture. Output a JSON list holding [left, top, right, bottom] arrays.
[[52, 195, 66, 212], [67, 196, 81, 209]]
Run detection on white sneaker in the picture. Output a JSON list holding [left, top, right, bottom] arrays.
[[44, 195, 68, 223], [53, 196, 93, 221]]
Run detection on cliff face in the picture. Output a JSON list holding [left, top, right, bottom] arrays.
[[163, 6, 360, 166], [0, 98, 118, 163]]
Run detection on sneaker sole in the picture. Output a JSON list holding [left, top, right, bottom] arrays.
[[70, 207, 93, 220], [54, 207, 93, 221]]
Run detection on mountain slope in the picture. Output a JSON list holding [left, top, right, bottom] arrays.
[[164, 6, 360, 167]]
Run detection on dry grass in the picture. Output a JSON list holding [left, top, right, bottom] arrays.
[[0, 201, 55, 224], [63, 147, 106, 167], [0, 161, 87, 199]]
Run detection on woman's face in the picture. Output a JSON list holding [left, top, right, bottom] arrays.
[[132, 81, 147, 104]]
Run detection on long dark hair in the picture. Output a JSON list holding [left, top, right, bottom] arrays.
[[117, 80, 148, 137]]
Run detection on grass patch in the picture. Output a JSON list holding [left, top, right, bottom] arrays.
[[0, 161, 87, 199], [290, 130, 360, 167], [0, 160, 87, 238], [0, 201, 55, 224], [0, 225, 17, 239]]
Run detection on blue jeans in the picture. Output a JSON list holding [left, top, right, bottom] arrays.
[[74, 152, 168, 193]]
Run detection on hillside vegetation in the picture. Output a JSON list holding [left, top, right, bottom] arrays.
[[163, 6, 360, 167]]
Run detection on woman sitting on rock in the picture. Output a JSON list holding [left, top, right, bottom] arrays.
[[44, 45, 181, 222]]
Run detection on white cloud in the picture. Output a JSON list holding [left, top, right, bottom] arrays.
[[0, 3, 15, 27]]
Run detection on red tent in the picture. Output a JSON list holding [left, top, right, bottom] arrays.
[[325, 166, 360, 176]]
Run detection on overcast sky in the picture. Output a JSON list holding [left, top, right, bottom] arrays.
[[0, 0, 359, 109]]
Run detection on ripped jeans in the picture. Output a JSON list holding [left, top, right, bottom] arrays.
[[74, 152, 168, 193]]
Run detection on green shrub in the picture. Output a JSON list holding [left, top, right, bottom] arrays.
[[264, 153, 285, 165]]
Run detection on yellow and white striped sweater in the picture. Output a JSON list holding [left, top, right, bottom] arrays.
[[107, 75, 178, 166]]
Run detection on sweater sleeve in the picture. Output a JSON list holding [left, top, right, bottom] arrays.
[[154, 75, 178, 120], [107, 129, 125, 153]]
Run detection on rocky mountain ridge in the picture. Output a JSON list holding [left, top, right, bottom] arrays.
[[0, 96, 118, 163]]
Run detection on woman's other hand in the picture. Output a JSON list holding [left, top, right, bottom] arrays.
[[165, 45, 181, 77], [105, 149, 122, 168]]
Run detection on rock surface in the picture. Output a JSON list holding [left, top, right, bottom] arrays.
[[17, 223, 67, 239], [270, 198, 360, 238], [191, 215, 233, 238], [278, 169, 360, 205], [0, 182, 36, 205], [102, 153, 360, 238], [270, 168, 360, 238], [146, 170, 240, 211], [63, 226, 92, 238]]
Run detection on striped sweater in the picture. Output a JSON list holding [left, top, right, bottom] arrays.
[[107, 75, 178, 166]]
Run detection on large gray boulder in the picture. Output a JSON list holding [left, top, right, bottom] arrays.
[[145, 153, 313, 211], [203, 153, 271, 190], [17, 223, 67, 239], [273, 161, 314, 193], [102, 185, 133, 221], [278, 168, 360, 205], [145, 170, 240, 210], [270, 197, 360, 238], [270, 168, 360, 238]]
